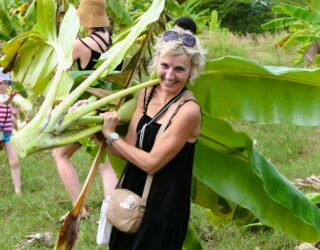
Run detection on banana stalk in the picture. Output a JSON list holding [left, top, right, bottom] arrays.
[[12, 79, 159, 157]]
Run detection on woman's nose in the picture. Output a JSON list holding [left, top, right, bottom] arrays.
[[165, 68, 175, 79]]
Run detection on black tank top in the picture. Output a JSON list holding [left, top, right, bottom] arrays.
[[76, 31, 110, 70]]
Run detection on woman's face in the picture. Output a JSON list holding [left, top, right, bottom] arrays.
[[157, 52, 191, 94]]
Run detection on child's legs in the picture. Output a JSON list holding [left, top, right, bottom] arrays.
[[52, 143, 83, 204], [4, 136, 21, 195]]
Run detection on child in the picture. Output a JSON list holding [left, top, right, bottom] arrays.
[[0, 68, 21, 196]]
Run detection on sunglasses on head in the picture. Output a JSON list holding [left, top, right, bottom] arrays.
[[162, 30, 196, 47]]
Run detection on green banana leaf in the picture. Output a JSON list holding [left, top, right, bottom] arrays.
[[0, 31, 10, 41], [0, 9, 16, 39], [192, 114, 320, 242], [108, 0, 133, 25], [182, 219, 204, 250], [190, 56, 320, 126], [0, 0, 79, 100], [295, 35, 320, 43], [272, 4, 320, 24], [261, 17, 296, 30], [33, 0, 56, 41], [307, 0, 320, 12], [191, 176, 238, 220]]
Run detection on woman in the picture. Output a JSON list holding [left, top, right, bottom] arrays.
[[101, 29, 205, 249], [73, 0, 112, 70], [53, 0, 118, 221]]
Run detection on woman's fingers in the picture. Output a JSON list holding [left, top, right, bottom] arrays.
[[100, 111, 120, 121], [100, 111, 120, 137]]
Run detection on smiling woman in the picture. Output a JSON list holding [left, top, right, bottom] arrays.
[[100, 29, 205, 250]]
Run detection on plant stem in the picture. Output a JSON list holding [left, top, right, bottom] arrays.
[[56, 79, 159, 132]]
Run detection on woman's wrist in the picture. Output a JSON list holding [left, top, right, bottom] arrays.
[[105, 132, 120, 146]]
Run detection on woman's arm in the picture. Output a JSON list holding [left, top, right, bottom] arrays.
[[102, 90, 145, 158], [103, 101, 201, 174], [72, 40, 82, 62]]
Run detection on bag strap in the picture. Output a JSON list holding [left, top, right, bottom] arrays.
[[140, 175, 153, 207], [138, 87, 187, 149], [154, 91, 194, 141], [140, 90, 195, 207]]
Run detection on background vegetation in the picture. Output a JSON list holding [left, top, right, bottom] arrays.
[[1, 27, 319, 249]]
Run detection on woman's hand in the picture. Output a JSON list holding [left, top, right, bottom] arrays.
[[100, 111, 120, 138]]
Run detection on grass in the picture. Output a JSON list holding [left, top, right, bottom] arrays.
[[199, 29, 298, 67], [0, 148, 107, 249], [1, 29, 320, 249]]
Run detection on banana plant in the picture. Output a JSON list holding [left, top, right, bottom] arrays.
[[0, 0, 36, 42], [0, 0, 167, 157], [261, 2, 320, 65], [188, 56, 320, 242]]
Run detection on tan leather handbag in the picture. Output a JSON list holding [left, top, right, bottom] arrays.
[[106, 175, 152, 233]]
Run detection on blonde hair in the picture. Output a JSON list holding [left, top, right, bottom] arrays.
[[150, 29, 205, 83]]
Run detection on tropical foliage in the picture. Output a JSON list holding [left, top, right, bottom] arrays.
[[262, 0, 320, 65], [0, 0, 36, 42], [1, 0, 320, 247]]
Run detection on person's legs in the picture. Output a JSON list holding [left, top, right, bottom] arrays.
[[52, 143, 88, 219], [99, 156, 118, 197], [4, 140, 21, 196]]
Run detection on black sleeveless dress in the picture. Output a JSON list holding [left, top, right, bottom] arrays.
[[109, 98, 196, 250]]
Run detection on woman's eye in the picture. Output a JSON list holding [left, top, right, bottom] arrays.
[[175, 67, 185, 72], [160, 63, 169, 69]]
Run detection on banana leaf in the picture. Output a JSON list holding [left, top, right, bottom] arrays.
[[192, 115, 320, 242], [0, 9, 16, 39], [0, 1, 79, 100], [272, 4, 320, 24], [261, 17, 296, 30], [182, 219, 204, 250], [108, 0, 133, 25], [190, 56, 320, 126], [307, 0, 320, 12]]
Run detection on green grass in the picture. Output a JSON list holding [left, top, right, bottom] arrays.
[[199, 29, 298, 67], [1, 30, 320, 249], [0, 148, 107, 249]]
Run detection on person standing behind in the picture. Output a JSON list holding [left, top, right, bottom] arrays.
[[174, 16, 197, 34], [53, 0, 118, 221], [0, 68, 21, 196]]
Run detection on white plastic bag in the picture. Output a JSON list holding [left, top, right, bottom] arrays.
[[96, 196, 112, 245]]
